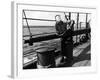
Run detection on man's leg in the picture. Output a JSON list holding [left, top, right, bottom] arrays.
[[62, 36, 73, 66], [59, 37, 66, 63], [65, 41, 73, 61]]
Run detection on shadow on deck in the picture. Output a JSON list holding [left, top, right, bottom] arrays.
[[73, 44, 90, 63], [72, 43, 91, 67], [23, 42, 91, 69]]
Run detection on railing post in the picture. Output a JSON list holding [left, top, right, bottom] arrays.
[[86, 13, 88, 29], [79, 22, 82, 42], [69, 12, 71, 20], [86, 13, 89, 39], [76, 13, 79, 43]]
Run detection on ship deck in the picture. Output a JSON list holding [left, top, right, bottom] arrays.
[[23, 40, 91, 69]]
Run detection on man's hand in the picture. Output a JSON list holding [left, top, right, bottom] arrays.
[[55, 32, 62, 37], [58, 33, 64, 37], [64, 12, 68, 20], [55, 32, 58, 35]]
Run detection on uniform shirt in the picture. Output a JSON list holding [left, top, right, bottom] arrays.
[[55, 21, 67, 35], [66, 20, 75, 42]]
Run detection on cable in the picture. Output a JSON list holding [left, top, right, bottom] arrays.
[[23, 10, 32, 38]]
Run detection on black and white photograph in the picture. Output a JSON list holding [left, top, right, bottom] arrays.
[[0, 0, 99, 79], [10, 1, 98, 78], [22, 8, 91, 69]]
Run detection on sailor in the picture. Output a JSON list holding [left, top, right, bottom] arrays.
[[64, 14, 75, 65], [55, 15, 67, 65], [55, 14, 75, 66]]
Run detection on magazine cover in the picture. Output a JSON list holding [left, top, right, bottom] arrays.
[[11, 1, 97, 78]]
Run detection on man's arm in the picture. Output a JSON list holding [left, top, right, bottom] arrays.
[[69, 20, 75, 31], [54, 24, 59, 35], [54, 26, 63, 36]]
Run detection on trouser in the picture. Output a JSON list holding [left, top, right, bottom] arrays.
[[61, 36, 73, 61]]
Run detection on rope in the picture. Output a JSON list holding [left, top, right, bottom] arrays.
[[23, 18, 56, 22], [23, 10, 32, 38]]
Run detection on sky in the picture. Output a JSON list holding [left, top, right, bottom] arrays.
[[23, 10, 91, 26]]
